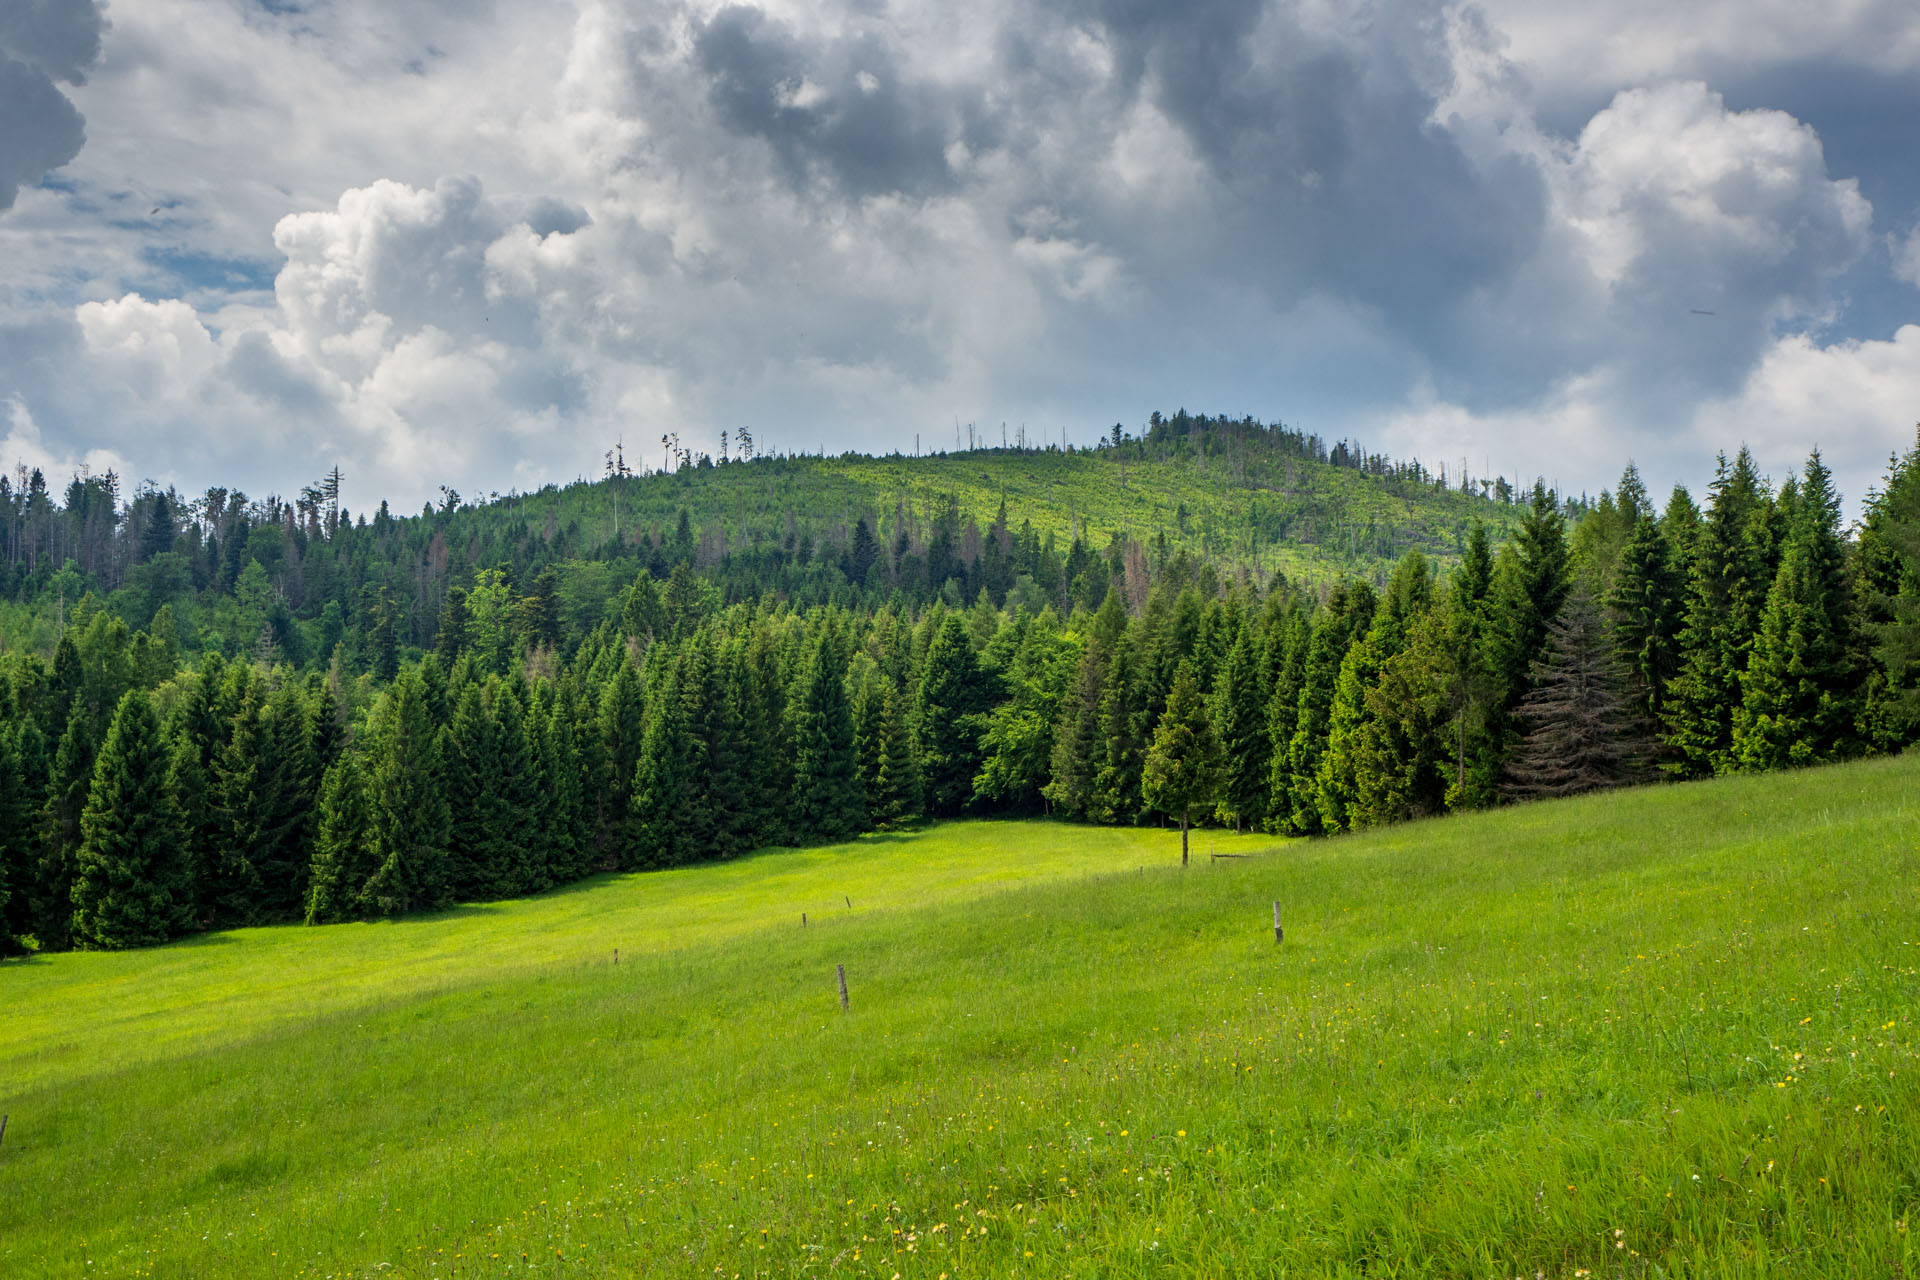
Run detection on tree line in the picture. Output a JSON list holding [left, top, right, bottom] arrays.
[[2, 437, 1916, 950]]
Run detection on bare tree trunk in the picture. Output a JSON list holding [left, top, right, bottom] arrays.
[[1180, 807, 1189, 867]]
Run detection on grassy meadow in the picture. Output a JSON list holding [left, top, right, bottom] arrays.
[[5, 757, 1920, 1278]]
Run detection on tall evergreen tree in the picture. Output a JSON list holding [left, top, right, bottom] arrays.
[[1142, 661, 1224, 866], [1858, 431, 1920, 744], [37, 705, 97, 949], [1045, 589, 1124, 819], [596, 661, 647, 866], [306, 753, 377, 924], [210, 684, 269, 924], [790, 630, 864, 843], [631, 660, 696, 867], [1437, 521, 1499, 811], [0, 727, 35, 953], [1283, 581, 1371, 834], [71, 690, 191, 949], [1608, 510, 1684, 722], [1732, 451, 1865, 768], [1092, 629, 1149, 824], [870, 682, 922, 826], [1261, 595, 1309, 831], [917, 615, 989, 816], [1505, 591, 1650, 799], [1664, 449, 1777, 775], [1210, 618, 1268, 831], [362, 671, 452, 916], [1316, 552, 1432, 831]]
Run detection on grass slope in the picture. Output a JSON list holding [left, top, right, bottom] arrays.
[[6, 759, 1920, 1278], [505, 442, 1510, 586]]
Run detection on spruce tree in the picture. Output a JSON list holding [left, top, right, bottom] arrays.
[[631, 660, 695, 867], [740, 623, 795, 847], [254, 678, 320, 919], [1092, 629, 1148, 824], [1044, 589, 1124, 819], [210, 684, 269, 924], [37, 706, 97, 949], [446, 682, 504, 899], [916, 615, 989, 816], [162, 721, 213, 931], [596, 661, 647, 866], [870, 683, 922, 825], [435, 587, 470, 663], [1283, 581, 1371, 834], [852, 672, 888, 823], [1316, 553, 1431, 831], [493, 678, 546, 893], [1438, 521, 1498, 811], [1142, 662, 1224, 866], [1608, 510, 1683, 721], [1504, 591, 1650, 799], [71, 690, 191, 949], [362, 671, 452, 916], [1261, 596, 1308, 831], [790, 630, 864, 843], [1664, 450, 1777, 776], [0, 727, 35, 953], [306, 753, 377, 924], [539, 680, 591, 882], [1349, 608, 1451, 828], [1210, 620, 1268, 832], [1858, 431, 1920, 743], [1732, 451, 1865, 768]]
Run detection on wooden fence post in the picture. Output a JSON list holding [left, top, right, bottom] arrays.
[[1273, 902, 1283, 944], [836, 964, 850, 1011]]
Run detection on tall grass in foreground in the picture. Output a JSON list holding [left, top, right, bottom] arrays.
[[4, 756, 1919, 1278]]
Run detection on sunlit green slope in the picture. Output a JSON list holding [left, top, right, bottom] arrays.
[[5, 756, 1918, 1278]]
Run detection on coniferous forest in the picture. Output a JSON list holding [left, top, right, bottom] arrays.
[[2, 415, 1918, 952]]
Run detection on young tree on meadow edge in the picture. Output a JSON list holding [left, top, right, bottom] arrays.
[[1142, 661, 1224, 866], [1504, 591, 1651, 800], [70, 690, 192, 949]]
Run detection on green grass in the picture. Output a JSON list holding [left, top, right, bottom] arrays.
[[6, 759, 1920, 1278]]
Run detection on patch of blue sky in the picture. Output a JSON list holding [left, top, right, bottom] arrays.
[[142, 246, 277, 296]]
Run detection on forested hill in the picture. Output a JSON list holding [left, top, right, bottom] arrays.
[[2, 415, 1918, 955], [0, 411, 1512, 663]]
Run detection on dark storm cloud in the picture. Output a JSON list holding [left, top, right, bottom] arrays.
[[693, 5, 972, 199], [0, 0, 103, 211], [689, 0, 1543, 323]]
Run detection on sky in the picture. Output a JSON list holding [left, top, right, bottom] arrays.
[[2, 0, 1918, 517]]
